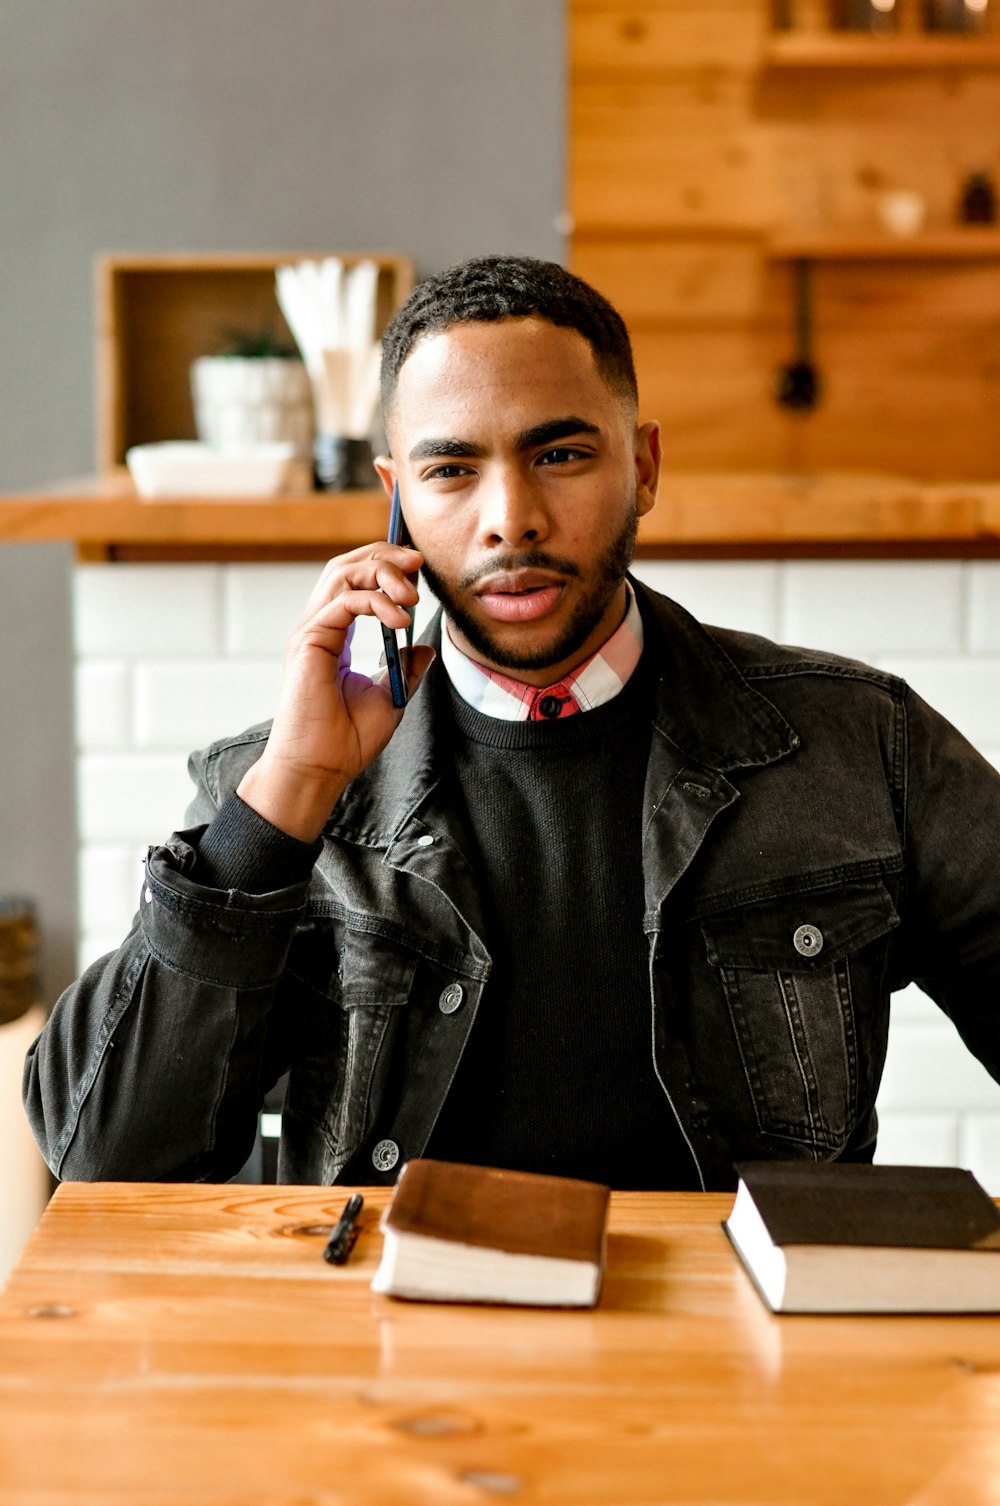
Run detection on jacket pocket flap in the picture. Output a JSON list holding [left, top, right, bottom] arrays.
[[701, 879, 900, 971], [339, 927, 418, 1007]]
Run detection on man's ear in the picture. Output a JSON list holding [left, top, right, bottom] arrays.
[[373, 453, 397, 499], [634, 421, 661, 517]]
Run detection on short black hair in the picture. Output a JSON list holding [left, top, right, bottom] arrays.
[[380, 254, 638, 421]]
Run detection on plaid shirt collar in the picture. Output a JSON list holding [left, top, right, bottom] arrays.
[[440, 583, 644, 721]]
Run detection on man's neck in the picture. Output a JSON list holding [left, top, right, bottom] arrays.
[[442, 581, 630, 688], [439, 582, 644, 722]]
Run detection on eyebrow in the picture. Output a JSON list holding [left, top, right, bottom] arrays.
[[407, 415, 602, 463], [516, 416, 602, 451]]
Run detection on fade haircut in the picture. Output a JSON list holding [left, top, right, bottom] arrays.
[[380, 254, 638, 423]]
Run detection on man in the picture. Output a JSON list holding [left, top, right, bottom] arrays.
[[24, 256, 1000, 1190]]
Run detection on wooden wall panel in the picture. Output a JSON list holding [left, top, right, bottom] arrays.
[[572, 241, 769, 324], [573, 1, 765, 76], [573, 135, 778, 233], [631, 328, 790, 472], [634, 326, 1000, 478], [569, 0, 1000, 480]]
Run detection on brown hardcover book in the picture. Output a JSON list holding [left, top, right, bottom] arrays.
[[370, 1158, 611, 1307], [724, 1161, 1000, 1314]]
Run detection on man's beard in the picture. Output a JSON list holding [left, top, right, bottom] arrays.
[[419, 499, 639, 674]]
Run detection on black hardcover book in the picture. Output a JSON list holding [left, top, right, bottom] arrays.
[[724, 1162, 1000, 1313]]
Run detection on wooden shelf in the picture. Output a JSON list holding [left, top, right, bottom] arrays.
[[648, 471, 1000, 555], [769, 229, 1000, 259], [5, 471, 1000, 562], [0, 474, 392, 562], [764, 33, 1000, 69]]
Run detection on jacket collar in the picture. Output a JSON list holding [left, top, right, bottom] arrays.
[[325, 578, 799, 844], [632, 578, 799, 773]]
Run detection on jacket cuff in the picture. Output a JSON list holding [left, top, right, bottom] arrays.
[[141, 828, 311, 989], [194, 792, 322, 892]]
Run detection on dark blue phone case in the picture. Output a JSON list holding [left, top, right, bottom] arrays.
[[381, 484, 412, 708]]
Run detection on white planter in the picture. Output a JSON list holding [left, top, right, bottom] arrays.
[[190, 356, 314, 459]]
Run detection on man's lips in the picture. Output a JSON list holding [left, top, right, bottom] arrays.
[[473, 570, 567, 623]]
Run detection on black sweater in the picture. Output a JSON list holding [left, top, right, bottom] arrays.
[[427, 663, 698, 1189]]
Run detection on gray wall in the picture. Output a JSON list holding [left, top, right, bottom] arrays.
[[0, 545, 76, 1001], [0, 0, 565, 997]]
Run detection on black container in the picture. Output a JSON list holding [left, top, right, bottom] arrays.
[[313, 434, 376, 492], [959, 171, 997, 223]]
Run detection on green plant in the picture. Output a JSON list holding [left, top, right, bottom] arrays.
[[213, 325, 300, 359]]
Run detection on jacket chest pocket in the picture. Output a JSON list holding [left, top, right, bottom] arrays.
[[699, 880, 899, 1153], [284, 922, 419, 1165]]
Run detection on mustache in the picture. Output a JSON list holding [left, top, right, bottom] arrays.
[[457, 551, 582, 591]]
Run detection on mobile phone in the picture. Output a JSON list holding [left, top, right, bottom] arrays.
[[380, 482, 413, 709]]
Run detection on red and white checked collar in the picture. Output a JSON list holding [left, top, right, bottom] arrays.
[[440, 584, 644, 721]]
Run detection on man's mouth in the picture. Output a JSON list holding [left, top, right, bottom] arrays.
[[473, 570, 567, 624]]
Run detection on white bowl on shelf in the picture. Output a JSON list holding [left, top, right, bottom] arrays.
[[125, 441, 306, 499]]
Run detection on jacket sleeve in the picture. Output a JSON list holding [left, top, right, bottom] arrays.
[[22, 742, 314, 1183], [900, 685, 1000, 1084]]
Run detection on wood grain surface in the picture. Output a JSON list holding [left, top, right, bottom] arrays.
[[1, 1182, 999, 1504], [570, 0, 1000, 483], [4, 470, 1000, 563]]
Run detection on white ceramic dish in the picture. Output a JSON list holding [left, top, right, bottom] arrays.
[[126, 441, 303, 498]]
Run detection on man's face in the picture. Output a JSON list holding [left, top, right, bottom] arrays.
[[376, 316, 659, 687]]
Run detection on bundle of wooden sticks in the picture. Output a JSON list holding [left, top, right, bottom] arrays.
[[275, 257, 382, 440]]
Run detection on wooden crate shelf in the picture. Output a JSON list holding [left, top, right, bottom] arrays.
[[97, 251, 414, 472]]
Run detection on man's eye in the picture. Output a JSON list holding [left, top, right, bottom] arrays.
[[538, 446, 587, 466], [426, 463, 470, 480]]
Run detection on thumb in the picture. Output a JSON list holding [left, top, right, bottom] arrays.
[[404, 644, 437, 699]]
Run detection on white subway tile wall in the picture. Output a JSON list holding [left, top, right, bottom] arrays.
[[133, 661, 283, 749], [73, 559, 1000, 1189]]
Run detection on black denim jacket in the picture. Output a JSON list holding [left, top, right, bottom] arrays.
[[24, 584, 1000, 1189]]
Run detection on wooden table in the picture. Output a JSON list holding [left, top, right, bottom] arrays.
[[1, 1184, 999, 1505]]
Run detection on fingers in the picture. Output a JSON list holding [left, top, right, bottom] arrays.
[[298, 543, 424, 628], [312, 587, 413, 637]]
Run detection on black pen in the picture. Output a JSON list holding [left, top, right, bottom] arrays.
[[323, 1193, 364, 1265]]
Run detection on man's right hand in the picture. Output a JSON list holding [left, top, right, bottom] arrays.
[[236, 542, 435, 843]]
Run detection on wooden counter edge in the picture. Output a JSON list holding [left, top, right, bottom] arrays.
[[3, 472, 1000, 561]]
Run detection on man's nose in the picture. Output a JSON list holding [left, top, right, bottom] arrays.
[[476, 472, 550, 548]]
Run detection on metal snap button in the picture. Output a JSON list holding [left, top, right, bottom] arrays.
[[372, 1139, 400, 1172], [793, 923, 823, 958], [416, 834, 434, 848], [438, 983, 464, 1015]]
